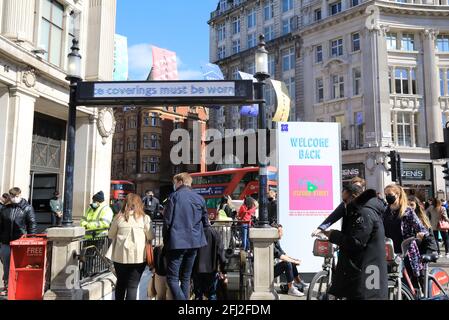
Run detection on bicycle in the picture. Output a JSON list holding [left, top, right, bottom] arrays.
[[387, 237, 449, 300], [307, 234, 339, 300]]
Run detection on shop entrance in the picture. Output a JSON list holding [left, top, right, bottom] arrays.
[[29, 113, 65, 231]]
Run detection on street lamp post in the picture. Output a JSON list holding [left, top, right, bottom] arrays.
[[63, 39, 82, 227], [254, 35, 270, 228]]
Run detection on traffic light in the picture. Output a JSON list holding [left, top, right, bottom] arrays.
[[388, 151, 398, 182], [443, 162, 449, 181]]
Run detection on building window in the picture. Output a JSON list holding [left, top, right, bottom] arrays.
[[351, 0, 360, 6], [315, 45, 323, 63], [401, 33, 415, 51], [218, 46, 226, 60], [142, 157, 158, 174], [354, 112, 364, 147], [282, 17, 295, 35], [268, 54, 276, 75], [40, 0, 64, 66], [437, 35, 449, 52], [231, 66, 239, 80], [440, 69, 449, 96], [217, 23, 226, 42], [441, 69, 445, 96], [151, 134, 158, 149], [352, 33, 360, 52], [386, 32, 398, 50], [331, 114, 347, 140], [393, 112, 416, 147], [264, 0, 274, 20], [353, 68, 362, 96], [282, 47, 295, 72], [264, 25, 275, 41], [247, 61, 255, 75], [329, 1, 342, 15], [127, 136, 137, 151], [232, 40, 241, 54], [285, 77, 296, 102], [331, 75, 344, 99], [247, 8, 257, 29], [232, 16, 240, 34], [316, 78, 324, 103], [282, 0, 294, 12], [128, 116, 137, 129], [393, 68, 417, 95], [330, 38, 343, 57], [314, 9, 322, 21], [247, 33, 257, 48], [219, 0, 227, 12]]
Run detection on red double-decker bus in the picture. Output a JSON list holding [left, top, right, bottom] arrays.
[[191, 167, 277, 215], [110, 180, 135, 201]]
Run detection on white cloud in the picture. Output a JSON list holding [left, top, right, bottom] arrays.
[[178, 69, 204, 80], [128, 43, 153, 80]]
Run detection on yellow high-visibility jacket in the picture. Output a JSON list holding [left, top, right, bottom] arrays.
[[80, 203, 113, 237]]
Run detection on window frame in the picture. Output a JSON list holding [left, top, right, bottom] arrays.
[[40, 0, 65, 67], [352, 33, 360, 52]]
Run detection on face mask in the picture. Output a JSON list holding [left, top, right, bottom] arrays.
[[11, 196, 21, 204], [91, 203, 99, 210], [386, 195, 397, 205], [268, 197, 274, 202]]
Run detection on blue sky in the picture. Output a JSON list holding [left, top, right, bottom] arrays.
[[116, 0, 218, 80]]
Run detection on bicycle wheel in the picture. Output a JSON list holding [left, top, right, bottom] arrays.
[[307, 270, 331, 300], [387, 279, 414, 300]]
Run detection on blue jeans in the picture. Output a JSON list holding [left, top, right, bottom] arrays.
[[166, 249, 198, 300], [0, 244, 11, 286], [241, 224, 250, 251], [193, 273, 219, 300], [274, 261, 299, 283]]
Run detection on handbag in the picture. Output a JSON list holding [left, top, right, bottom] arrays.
[[146, 242, 154, 268], [438, 219, 449, 231]]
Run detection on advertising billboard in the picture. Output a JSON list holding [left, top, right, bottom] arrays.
[[277, 122, 342, 272]]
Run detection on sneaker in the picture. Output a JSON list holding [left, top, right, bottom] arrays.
[[293, 282, 305, 292], [299, 280, 310, 288], [288, 286, 305, 297]]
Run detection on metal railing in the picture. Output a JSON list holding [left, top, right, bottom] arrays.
[[79, 231, 113, 283]]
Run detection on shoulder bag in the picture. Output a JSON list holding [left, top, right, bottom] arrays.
[[438, 208, 449, 231]]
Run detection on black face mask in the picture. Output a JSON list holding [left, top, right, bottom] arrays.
[[386, 195, 397, 205], [268, 197, 274, 202]]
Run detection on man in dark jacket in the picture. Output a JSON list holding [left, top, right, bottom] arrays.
[[323, 188, 388, 300], [192, 225, 227, 300], [163, 173, 208, 300], [0, 187, 37, 295], [142, 190, 160, 220], [267, 190, 278, 225]]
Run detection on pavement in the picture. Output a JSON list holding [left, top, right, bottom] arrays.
[[2, 246, 449, 301]]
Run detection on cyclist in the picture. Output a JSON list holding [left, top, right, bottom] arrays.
[[322, 187, 388, 300], [312, 177, 366, 237], [383, 184, 428, 292]]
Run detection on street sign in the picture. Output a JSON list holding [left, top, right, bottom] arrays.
[[75, 80, 254, 106]]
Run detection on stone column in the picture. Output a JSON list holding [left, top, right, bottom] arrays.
[[322, 0, 328, 19], [43, 227, 86, 300], [423, 29, 443, 143], [2, 0, 35, 43], [411, 111, 416, 147], [0, 88, 37, 200], [249, 228, 279, 300], [392, 110, 398, 146]]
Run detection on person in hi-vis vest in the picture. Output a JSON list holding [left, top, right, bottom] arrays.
[[81, 191, 113, 238]]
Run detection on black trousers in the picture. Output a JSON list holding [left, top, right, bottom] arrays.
[[113, 262, 146, 300]]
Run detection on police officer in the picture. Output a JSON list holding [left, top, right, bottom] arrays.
[[322, 185, 388, 300], [80, 191, 113, 238]]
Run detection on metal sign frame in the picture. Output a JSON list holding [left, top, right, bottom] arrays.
[[75, 80, 255, 107]]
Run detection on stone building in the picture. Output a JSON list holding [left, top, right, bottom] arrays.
[[111, 106, 208, 200], [0, 0, 117, 225], [299, 0, 449, 198]]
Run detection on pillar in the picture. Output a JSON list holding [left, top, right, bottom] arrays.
[[322, 0, 328, 19], [2, 0, 35, 43], [43, 227, 86, 300], [0, 88, 37, 200], [249, 228, 279, 300], [423, 29, 443, 143]]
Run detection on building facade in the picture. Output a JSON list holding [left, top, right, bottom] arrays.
[[299, 0, 449, 198], [111, 106, 208, 200], [209, 0, 449, 199], [208, 0, 302, 133], [0, 0, 117, 225]]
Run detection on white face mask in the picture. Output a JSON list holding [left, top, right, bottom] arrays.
[[11, 196, 21, 204]]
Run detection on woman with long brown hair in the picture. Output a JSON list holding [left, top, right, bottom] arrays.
[[383, 184, 428, 290], [107, 193, 154, 300], [408, 196, 438, 255], [426, 198, 449, 258]]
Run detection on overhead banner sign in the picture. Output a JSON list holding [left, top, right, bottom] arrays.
[[278, 122, 342, 273], [271, 80, 291, 122], [113, 34, 128, 81], [76, 80, 254, 106]]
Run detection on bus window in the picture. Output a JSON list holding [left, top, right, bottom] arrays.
[[192, 174, 233, 185], [112, 184, 135, 192], [205, 198, 222, 211]]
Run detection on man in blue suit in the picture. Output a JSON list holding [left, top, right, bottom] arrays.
[[163, 172, 209, 300]]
